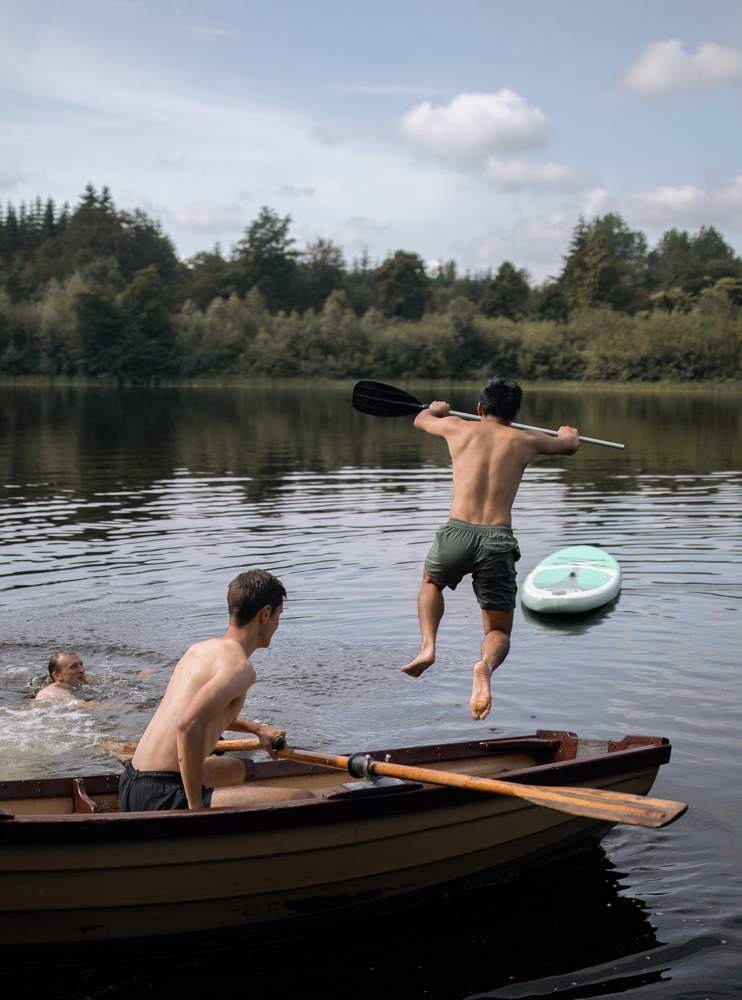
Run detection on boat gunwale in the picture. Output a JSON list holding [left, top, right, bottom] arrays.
[[0, 738, 671, 845]]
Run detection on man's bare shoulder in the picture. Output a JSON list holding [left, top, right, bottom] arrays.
[[176, 637, 255, 681], [34, 684, 58, 701], [414, 408, 469, 437], [35, 683, 82, 705]]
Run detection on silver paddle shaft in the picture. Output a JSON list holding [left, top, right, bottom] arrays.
[[447, 409, 625, 450]]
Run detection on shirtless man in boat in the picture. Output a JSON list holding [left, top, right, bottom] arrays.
[[121, 569, 314, 811], [35, 651, 88, 705], [401, 375, 579, 721]]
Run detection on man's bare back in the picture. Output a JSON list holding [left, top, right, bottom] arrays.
[[423, 405, 575, 527], [123, 570, 314, 811], [400, 376, 579, 720], [132, 637, 258, 774]]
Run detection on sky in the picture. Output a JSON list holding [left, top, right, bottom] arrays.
[[2, 0, 742, 280]]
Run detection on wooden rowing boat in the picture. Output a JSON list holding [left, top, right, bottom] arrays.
[[0, 729, 674, 952]]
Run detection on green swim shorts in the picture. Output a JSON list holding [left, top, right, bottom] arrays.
[[424, 519, 521, 611]]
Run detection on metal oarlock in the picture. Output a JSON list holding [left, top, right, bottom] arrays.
[[347, 752, 377, 780]]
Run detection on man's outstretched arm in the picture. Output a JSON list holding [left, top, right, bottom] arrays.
[[532, 425, 580, 456], [176, 667, 251, 809]]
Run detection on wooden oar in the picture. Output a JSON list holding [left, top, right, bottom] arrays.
[[109, 737, 686, 828], [352, 380, 625, 450], [272, 746, 686, 829], [101, 737, 262, 762]]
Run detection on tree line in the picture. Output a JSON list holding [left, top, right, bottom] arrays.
[[1, 184, 741, 380]]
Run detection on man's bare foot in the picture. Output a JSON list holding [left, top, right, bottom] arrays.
[[401, 649, 435, 677], [470, 661, 493, 720]]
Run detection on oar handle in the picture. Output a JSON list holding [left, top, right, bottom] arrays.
[[444, 408, 624, 450]]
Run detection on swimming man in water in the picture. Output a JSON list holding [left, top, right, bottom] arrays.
[[122, 569, 313, 811], [401, 375, 579, 721], [35, 651, 87, 705]]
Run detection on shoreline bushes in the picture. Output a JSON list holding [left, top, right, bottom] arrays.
[[2, 281, 740, 383]]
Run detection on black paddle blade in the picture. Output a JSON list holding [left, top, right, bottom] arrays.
[[352, 380, 426, 418]]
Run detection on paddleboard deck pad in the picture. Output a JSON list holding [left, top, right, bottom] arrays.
[[522, 545, 621, 614]]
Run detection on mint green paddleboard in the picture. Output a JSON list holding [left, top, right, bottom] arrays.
[[522, 545, 621, 614]]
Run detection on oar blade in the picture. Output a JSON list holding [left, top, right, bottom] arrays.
[[518, 783, 688, 828], [352, 380, 425, 418], [368, 759, 686, 829]]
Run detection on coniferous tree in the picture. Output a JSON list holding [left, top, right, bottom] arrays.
[[344, 249, 375, 316], [297, 238, 345, 312], [232, 207, 299, 312], [559, 214, 648, 313]]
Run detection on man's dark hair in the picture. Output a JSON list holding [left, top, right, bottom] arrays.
[[227, 570, 287, 627], [48, 651, 76, 679], [479, 375, 523, 420]]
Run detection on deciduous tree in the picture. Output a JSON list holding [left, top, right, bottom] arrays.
[[481, 261, 530, 320], [374, 250, 430, 320]]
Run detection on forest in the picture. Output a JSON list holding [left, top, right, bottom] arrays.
[[1, 184, 741, 382]]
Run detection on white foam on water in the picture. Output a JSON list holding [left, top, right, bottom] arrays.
[[0, 700, 105, 779]]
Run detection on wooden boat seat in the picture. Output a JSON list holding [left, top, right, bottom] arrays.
[[72, 778, 100, 814]]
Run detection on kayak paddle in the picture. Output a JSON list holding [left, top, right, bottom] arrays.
[[352, 380, 625, 450]]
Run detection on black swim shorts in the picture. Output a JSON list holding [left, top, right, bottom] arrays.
[[118, 760, 213, 812], [424, 519, 521, 611]]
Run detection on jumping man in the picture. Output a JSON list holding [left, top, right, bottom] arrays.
[[401, 375, 579, 721]]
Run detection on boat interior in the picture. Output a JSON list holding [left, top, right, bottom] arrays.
[[0, 731, 666, 818]]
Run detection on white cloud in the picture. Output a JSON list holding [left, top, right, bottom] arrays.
[[483, 157, 597, 192], [0, 163, 23, 189], [619, 175, 742, 227], [311, 125, 344, 146], [398, 89, 550, 164], [345, 215, 393, 234], [276, 184, 315, 198], [618, 39, 742, 98], [171, 201, 247, 232], [456, 210, 576, 281]]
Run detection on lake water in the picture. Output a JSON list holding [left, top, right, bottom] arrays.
[[1, 382, 740, 999]]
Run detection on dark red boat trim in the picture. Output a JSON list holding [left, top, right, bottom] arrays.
[[0, 773, 120, 799], [0, 739, 671, 846]]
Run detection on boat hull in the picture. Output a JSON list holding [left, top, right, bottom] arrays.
[[0, 733, 673, 950]]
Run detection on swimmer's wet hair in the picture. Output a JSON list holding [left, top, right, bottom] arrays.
[[48, 651, 77, 679], [479, 375, 523, 420], [228, 569, 287, 627]]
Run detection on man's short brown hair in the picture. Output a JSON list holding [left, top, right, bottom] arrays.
[[227, 570, 287, 627], [48, 651, 76, 679]]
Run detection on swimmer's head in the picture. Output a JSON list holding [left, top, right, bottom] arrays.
[[479, 375, 522, 421], [48, 651, 86, 686]]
